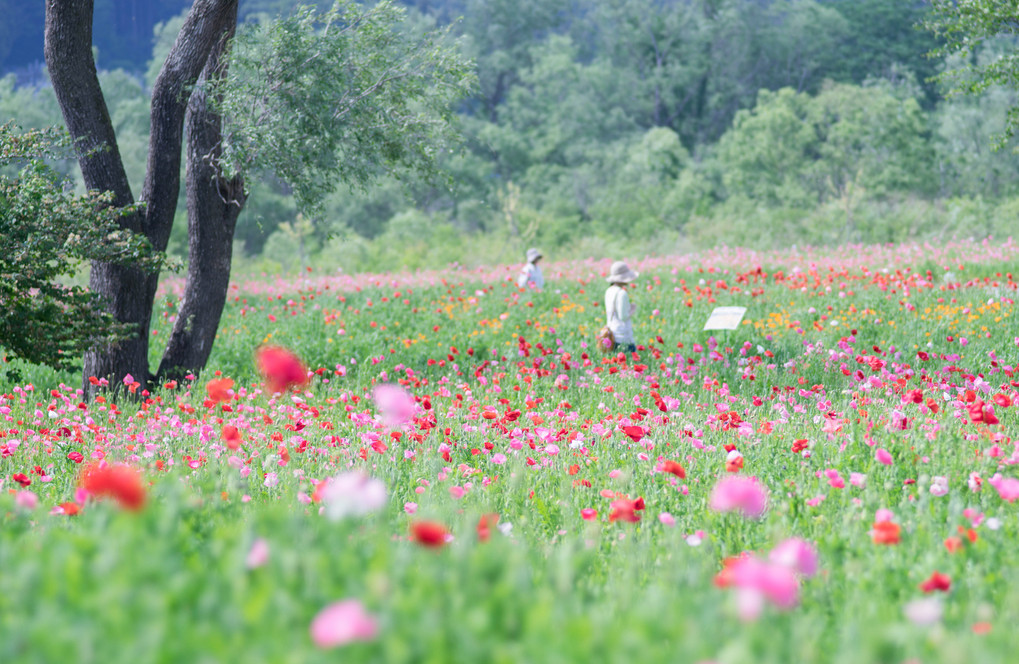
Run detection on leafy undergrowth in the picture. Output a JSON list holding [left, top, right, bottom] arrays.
[[3, 239, 1019, 663]]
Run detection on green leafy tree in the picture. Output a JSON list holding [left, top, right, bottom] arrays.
[[717, 87, 818, 208], [717, 82, 933, 236], [926, 0, 1019, 145], [0, 124, 158, 372], [217, 1, 476, 213], [45, 0, 473, 392], [935, 54, 1019, 198], [823, 0, 941, 106]]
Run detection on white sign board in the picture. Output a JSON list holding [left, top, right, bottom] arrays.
[[703, 306, 747, 331]]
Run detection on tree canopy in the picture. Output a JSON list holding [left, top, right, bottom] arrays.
[[926, 0, 1019, 146], [0, 124, 158, 373]]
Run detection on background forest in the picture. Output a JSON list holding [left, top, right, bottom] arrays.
[[2, 0, 1015, 273]]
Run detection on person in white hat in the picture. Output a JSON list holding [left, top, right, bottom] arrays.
[[605, 260, 639, 352], [517, 247, 544, 289]]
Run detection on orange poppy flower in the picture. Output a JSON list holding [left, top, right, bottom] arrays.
[[79, 463, 146, 511], [871, 520, 900, 545]]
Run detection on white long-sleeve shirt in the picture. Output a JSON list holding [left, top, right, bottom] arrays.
[[517, 262, 544, 289], [605, 284, 634, 344]]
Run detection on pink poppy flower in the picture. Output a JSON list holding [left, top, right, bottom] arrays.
[[769, 538, 819, 578], [709, 476, 769, 519], [875, 448, 893, 465], [988, 474, 1019, 502], [320, 472, 387, 521], [310, 599, 379, 648], [246, 538, 270, 569], [726, 556, 801, 619], [373, 383, 417, 428]]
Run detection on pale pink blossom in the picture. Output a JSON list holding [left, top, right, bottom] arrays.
[[404, 502, 418, 514], [246, 538, 270, 569], [709, 476, 769, 519], [727, 556, 801, 620], [929, 476, 949, 497], [310, 599, 379, 648], [988, 473, 1019, 502], [15, 491, 37, 510], [769, 538, 819, 578], [373, 383, 417, 428], [491, 453, 507, 465], [321, 472, 388, 520], [850, 472, 866, 488], [659, 512, 675, 526], [904, 597, 942, 626]]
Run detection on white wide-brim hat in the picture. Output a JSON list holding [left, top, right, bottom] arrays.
[[526, 247, 542, 263], [606, 260, 639, 283]]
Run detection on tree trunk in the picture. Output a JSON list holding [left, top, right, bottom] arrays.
[[44, 0, 239, 396], [157, 6, 246, 383], [45, 0, 150, 394]]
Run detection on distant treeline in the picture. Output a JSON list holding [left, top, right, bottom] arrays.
[[4, 0, 1018, 273]]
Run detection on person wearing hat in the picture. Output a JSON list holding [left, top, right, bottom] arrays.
[[605, 260, 639, 353], [517, 247, 544, 289]]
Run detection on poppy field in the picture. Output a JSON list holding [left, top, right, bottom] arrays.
[[4, 239, 1019, 663]]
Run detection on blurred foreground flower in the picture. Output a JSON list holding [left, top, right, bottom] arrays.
[[871, 519, 901, 545], [310, 599, 379, 648], [373, 383, 417, 428], [79, 462, 146, 511], [716, 537, 819, 621], [904, 597, 942, 626], [769, 537, 819, 578], [255, 345, 309, 394], [246, 538, 270, 570], [410, 520, 450, 548], [477, 513, 500, 542], [221, 425, 243, 450], [320, 472, 387, 521], [709, 476, 768, 519], [206, 377, 234, 404]]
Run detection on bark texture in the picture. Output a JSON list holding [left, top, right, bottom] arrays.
[[157, 8, 246, 383], [44, 0, 239, 396]]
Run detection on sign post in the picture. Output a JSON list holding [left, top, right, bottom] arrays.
[[703, 306, 747, 331]]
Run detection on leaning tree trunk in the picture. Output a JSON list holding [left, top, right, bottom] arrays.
[[44, 0, 240, 397], [157, 8, 246, 383], [44, 0, 150, 395]]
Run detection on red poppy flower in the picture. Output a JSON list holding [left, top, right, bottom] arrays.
[[477, 513, 499, 542], [919, 571, 951, 593], [206, 377, 235, 404], [255, 346, 309, 394], [59, 502, 81, 516], [79, 463, 146, 511], [12, 473, 30, 487], [221, 425, 243, 450], [410, 520, 449, 548], [658, 460, 686, 478], [944, 536, 963, 553], [620, 425, 647, 442], [608, 498, 642, 523], [871, 520, 900, 545]]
